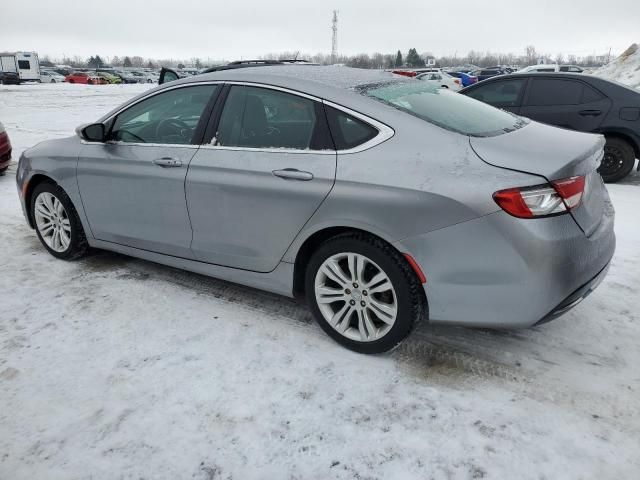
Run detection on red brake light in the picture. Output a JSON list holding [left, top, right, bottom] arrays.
[[493, 175, 586, 219], [454, 79, 461, 85], [552, 175, 586, 209]]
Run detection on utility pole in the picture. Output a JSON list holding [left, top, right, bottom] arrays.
[[331, 10, 338, 65]]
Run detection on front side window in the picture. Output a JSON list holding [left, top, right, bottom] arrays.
[[216, 86, 319, 149], [465, 78, 526, 107], [110, 85, 217, 144], [526, 79, 582, 106], [362, 81, 528, 137]]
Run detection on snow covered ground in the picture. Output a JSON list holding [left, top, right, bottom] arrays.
[[1, 84, 639, 479]]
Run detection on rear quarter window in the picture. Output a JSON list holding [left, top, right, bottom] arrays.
[[325, 106, 378, 150]]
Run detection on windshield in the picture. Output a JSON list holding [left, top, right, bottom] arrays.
[[359, 81, 528, 137]]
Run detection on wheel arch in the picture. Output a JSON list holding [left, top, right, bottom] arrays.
[[291, 225, 423, 300], [24, 174, 57, 228], [598, 129, 640, 159]]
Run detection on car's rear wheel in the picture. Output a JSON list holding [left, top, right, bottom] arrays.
[[31, 183, 89, 260], [600, 137, 636, 183], [305, 233, 426, 354]]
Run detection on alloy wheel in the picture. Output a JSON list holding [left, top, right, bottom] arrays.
[[34, 192, 71, 252], [314, 252, 397, 342]]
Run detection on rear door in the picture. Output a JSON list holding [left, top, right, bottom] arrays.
[[463, 77, 528, 114], [520, 77, 611, 131], [186, 84, 336, 272]]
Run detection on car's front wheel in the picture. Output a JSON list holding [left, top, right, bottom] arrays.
[[305, 233, 426, 354], [31, 182, 89, 260]]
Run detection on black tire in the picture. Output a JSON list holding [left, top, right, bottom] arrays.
[[0, 166, 8, 176], [30, 182, 89, 260], [600, 137, 636, 183], [305, 232, 427, 354]]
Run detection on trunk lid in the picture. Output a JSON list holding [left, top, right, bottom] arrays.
[[470, 121, 608, 237]]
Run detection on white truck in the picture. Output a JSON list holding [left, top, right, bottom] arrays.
[[0, 52, 41, 83]]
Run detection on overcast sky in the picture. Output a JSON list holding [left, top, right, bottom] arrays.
[[2, 0, 638, 61]]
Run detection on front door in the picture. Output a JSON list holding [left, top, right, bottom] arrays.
[[186, 84, 336, 272], [77, 84, 219, 258]]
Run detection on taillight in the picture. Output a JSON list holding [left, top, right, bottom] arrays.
[[493, 175, 586, 219], [454, 79, 461, 85]]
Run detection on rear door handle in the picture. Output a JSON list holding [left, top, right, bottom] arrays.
[[153, 157, 182, 168], [579, 109, 602, 117], [272, 168, 314, 181]]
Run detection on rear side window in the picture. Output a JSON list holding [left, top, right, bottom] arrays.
[[464, 78, 526, 107], [581, 84, 604, 103], [216, 85, 322, 150], [362, 81, 528, 137], [526, 79, 582, 106], [325, 106, 378, 150], [18, 60, 31, 69]]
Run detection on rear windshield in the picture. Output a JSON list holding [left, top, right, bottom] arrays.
[[359, 81, 528, 137]]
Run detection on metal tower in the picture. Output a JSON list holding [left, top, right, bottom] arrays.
[[331, 10, 338, 64]]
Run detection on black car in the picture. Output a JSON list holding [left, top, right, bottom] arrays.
[[0, 71, 20, 85], [460, 73, 640, 182], [469, 68, 509, 82]]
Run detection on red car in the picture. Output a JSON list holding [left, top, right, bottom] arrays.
[[0, 121, 11, 175], [64, 72, 106, 85]]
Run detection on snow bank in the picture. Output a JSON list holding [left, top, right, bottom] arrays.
[[593, 43, 640, 89]]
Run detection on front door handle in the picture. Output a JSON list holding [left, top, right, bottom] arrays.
[[272, 168, 314, 181], [579, 109, 602, 117], [153, 157, 182, 168]]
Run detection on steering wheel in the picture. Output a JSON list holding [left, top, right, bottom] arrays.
[[155, 118, 191, 141]]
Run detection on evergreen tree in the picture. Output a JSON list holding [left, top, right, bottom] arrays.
[[405, 48, 425, 68], [395, 50, 403, 67], [123, 56, 132, 67]]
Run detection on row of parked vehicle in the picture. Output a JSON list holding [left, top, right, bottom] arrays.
[[39, 68, 159, 85]]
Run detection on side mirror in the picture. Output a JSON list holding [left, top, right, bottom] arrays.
[[159, 67, 179, 85], [77, 123, 106, 142]]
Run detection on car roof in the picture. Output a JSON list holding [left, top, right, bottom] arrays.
[[169, 65, 410, 98]]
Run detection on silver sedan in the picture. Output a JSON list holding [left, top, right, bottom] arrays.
[[16, 66, 615, 353]]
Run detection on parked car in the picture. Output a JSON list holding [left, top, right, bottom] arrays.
[[416, 71, 462, 90], [16, 66, 615, 353], [469, 68, 509, 81], [94, 72, 122, 84], [0, 121, 11, 175], [0, 71, 20, 85], [445, 70, 478, 87], [109, 70, 139, 84], [460, 72, 640, 182], [518, 64, 584, 73], [40, 70, 66, 83], [64, 72, 105, 85]]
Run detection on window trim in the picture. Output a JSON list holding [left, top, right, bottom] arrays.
[[200, 81, 394, 155], [85, 80, 394, 152]]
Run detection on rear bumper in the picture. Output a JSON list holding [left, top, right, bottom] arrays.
[[394, 205, 615, 329], [535, 261, 610, 325]]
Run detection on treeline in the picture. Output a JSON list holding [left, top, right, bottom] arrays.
[[40, 45, 613, 70]]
